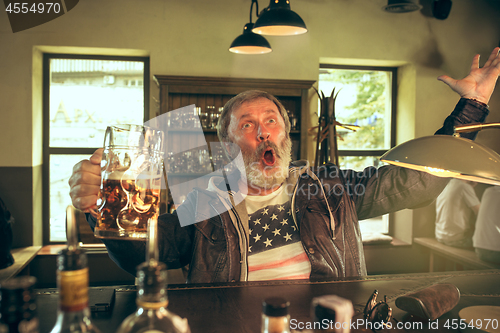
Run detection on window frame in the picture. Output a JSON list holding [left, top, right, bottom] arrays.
[[319, 64, 398, 235], [319, 64, 397, 158], [42, 53, 150, 244]]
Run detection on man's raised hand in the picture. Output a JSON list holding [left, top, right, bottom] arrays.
[[438, 47, 500, 105]]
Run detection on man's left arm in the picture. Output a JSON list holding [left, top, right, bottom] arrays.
[[352, 48, 499, 220]]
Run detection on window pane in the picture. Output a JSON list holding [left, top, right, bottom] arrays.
[[360, 216, 389, 235], [49, 59, 145, 148], [339, 156, 389, 235], [50, 154, 90, 242], [318, 69, 392, 150]]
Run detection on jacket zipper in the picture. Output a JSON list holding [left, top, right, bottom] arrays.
[[291, 169, 345, 276], [218, 196, 248, 281]]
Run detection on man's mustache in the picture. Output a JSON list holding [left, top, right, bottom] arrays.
[[255, 141, 282, 159]]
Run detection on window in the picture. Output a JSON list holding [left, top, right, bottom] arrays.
[[318, 65, 396, 235], [43, 54, 149, 243]]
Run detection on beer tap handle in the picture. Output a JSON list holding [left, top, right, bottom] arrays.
[[146, 217, 159, 265], [66, 205, 78, 251]]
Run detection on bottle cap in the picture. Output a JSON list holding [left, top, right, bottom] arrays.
[[262, 297, 289, 317]]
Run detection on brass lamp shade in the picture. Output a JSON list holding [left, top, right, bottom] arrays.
[[252, 0, 307, 36], [380, 135, 500, 186]]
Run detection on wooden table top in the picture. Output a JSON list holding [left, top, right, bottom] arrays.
[[33, 269, 500, 333]]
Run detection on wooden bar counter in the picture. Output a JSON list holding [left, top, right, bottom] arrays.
[[35, 269, 500, 333]]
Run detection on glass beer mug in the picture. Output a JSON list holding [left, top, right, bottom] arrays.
[[94, 125, 164, 240]]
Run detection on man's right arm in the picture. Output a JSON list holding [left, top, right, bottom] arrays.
[[85, 212, 194, 276], [70, 149, 195, 277]]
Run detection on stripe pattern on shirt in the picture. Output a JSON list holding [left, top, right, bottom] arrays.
[[247, 199, 310, 281]]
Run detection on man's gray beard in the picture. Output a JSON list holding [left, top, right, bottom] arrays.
[[240, 137, 292, 190]]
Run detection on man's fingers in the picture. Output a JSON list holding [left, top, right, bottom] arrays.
[[483, 47, 500, 68], [470, 54, 480, 70], [69, 170, 101, 189], [72, 159, 102, 177], [69, 182, 100, 210], [437, 75, 456, 87], [68, 148, 104, 212], [89, 148, 104, 165], [69, 183, 100, 199], [87, 207, 99, 218], [71, 194, 99, 211], [68, 163, 101, 190]]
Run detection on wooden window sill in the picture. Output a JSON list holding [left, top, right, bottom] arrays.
[[38, 244, 108, 256]]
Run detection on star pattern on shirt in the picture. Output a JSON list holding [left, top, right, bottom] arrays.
[[248, 200, 300, 255]]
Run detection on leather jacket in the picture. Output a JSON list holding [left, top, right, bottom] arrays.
[[88, 98, 488, 283]]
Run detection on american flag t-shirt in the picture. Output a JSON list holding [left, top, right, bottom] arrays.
[[245, 186, 311, 281]]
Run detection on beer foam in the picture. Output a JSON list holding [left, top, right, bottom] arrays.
[[104, 171, 124, 180], [136, 173, 161, 180], [104, 171, 161, 182]]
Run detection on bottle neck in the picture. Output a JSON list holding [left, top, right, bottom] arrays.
[[136, 282, 168, 310], [57, 267, 90, 313], [261, 314, 291, 333], [135, 262, 169, 311], [136, 299, 169, 310]]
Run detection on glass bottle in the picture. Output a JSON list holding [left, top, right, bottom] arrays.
[[115, 262, 190, 333], [261, 297, 291, 333], [49, 247, 102, 333], [0, 276, 39, 333]]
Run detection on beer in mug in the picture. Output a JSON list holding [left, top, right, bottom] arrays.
[[94, 125, 164, 240]]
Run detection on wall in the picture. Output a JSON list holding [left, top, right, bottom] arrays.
[[0, 0, 499, 255]]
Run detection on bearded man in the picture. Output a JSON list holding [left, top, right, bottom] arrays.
[[69, 48, 500, 283]]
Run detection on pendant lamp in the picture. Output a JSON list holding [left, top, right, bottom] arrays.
[[229, 0, 272, 54], [380, 123, 500, 186], [229, 23, 272, 54], [252, 0, 307, 36]]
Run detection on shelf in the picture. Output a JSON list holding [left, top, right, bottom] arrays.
[[166, 173, 216, 177], [153, 75, 315, 213], [166, 128, 217, 133], [165, 129, 301, 134]]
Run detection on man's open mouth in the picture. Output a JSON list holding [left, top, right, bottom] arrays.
[[262, 148, 276, 166]]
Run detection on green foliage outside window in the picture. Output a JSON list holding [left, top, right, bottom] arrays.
[[319, 68, 392, 171]]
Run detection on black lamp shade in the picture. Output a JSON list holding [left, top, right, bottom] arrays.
[[229, 23, 272, 54], [432, 0, 452, 20], [252, 0, 307, 36]]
